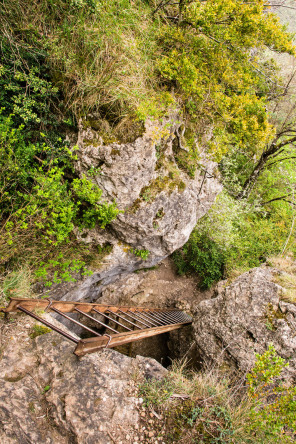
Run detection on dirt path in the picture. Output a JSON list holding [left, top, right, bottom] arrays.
[[100, 257, 213, 311]]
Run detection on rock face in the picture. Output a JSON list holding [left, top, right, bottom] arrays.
[[193, 267, 296, 379], [53, 113, 221, 303], [0, 315, 166, 444]]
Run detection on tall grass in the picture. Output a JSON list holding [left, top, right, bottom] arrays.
[[0, 267, 33, 306], [0, 0, 162, 121]]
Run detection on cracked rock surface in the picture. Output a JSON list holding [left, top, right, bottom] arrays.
[[193, 267, 296, 380], [49, 114, 221, 304], [0, 315, 166, 444]]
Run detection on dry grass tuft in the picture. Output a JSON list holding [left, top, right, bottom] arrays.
[[139, 359, 254, 443], [0, 267, 33, 306], [269, 255, 296, 303], [268, 254, 296, 274]]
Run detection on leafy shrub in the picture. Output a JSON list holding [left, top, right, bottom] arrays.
[[175, 192, 296, 282], [0, 36, 59, 134], [173, 231, 225, 289], [0, 112, 119, 285], [35, 254, 92, 287], [245, 345, 296, 443]]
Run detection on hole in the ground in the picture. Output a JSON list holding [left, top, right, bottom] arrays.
[[52, 308, 199, 369], [114, 333, 172, 368]]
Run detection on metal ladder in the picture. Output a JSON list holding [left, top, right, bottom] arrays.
[[1, 297, 192, 356]]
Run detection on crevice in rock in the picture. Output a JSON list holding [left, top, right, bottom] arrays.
[[246, 330, 256, 342]]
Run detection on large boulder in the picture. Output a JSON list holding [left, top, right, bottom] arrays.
[[52, 113, 221, 303], [193, 267, 296, 379]]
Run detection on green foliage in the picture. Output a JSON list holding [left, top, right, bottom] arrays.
[[157, 0, 294, 159], [174, 191, 296, 283], [0, 33, 59, 135], [173, 231, 225, 289], [139, 349, 296, 443], [0, 117, 119, 246], [246, 345, 296, 442], [131, 248, 150, 260], [30, 324, 52, 339], [0, 112, 119, 285], [35, 254, 92, 287], [72, 175, 120, 229]]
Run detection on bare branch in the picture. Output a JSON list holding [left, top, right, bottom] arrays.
[[152, 0, 175, 17], [266, 156, 296, 168], [262, 193, 294, 205]]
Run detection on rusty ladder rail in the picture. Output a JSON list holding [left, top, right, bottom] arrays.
[[1, 297, 192, 356]]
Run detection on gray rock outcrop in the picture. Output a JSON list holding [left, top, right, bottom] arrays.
[[0, 316, 166, 444], [53, 113, 222, 303], [193, 267, 296, 379]]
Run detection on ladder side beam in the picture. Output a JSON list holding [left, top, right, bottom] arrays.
[[74, 321, 191, 356]]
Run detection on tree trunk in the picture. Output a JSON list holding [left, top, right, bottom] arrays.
[[235, 155, 267, 200]]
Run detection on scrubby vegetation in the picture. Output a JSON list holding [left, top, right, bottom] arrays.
[[1, 0, 295, 291], [139, 346, 296, 443], [173, 187, 296, 288], [1, 3, 296, 441]]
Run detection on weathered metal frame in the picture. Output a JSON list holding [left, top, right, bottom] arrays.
[[1, 297, 192, 356]]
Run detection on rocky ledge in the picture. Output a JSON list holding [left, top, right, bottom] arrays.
[[193, 267, 296, 380], [0, 315, 166, 444]]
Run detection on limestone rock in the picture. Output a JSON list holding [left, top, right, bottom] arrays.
[[193, 267, 296, 379], [0, 317, 166, 444], [51, 114, 221, 303]]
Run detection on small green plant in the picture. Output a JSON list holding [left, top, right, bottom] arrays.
[[35, 255, 92, 287], [131, 248, 150, 260], [30, 324, 52, 339], [42, 385, 51, 393], [139, 378, 175, 407], [141, 189, 152, 202], [87, 166, 102, 177], [265, 320, 274, 331]]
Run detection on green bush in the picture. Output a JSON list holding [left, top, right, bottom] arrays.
[[173, 231, 225, 289], [0, 112, 119, 284], [139, 348, 296, 443], [174, 191, 296, 284], [246, 345, 296, 443]]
